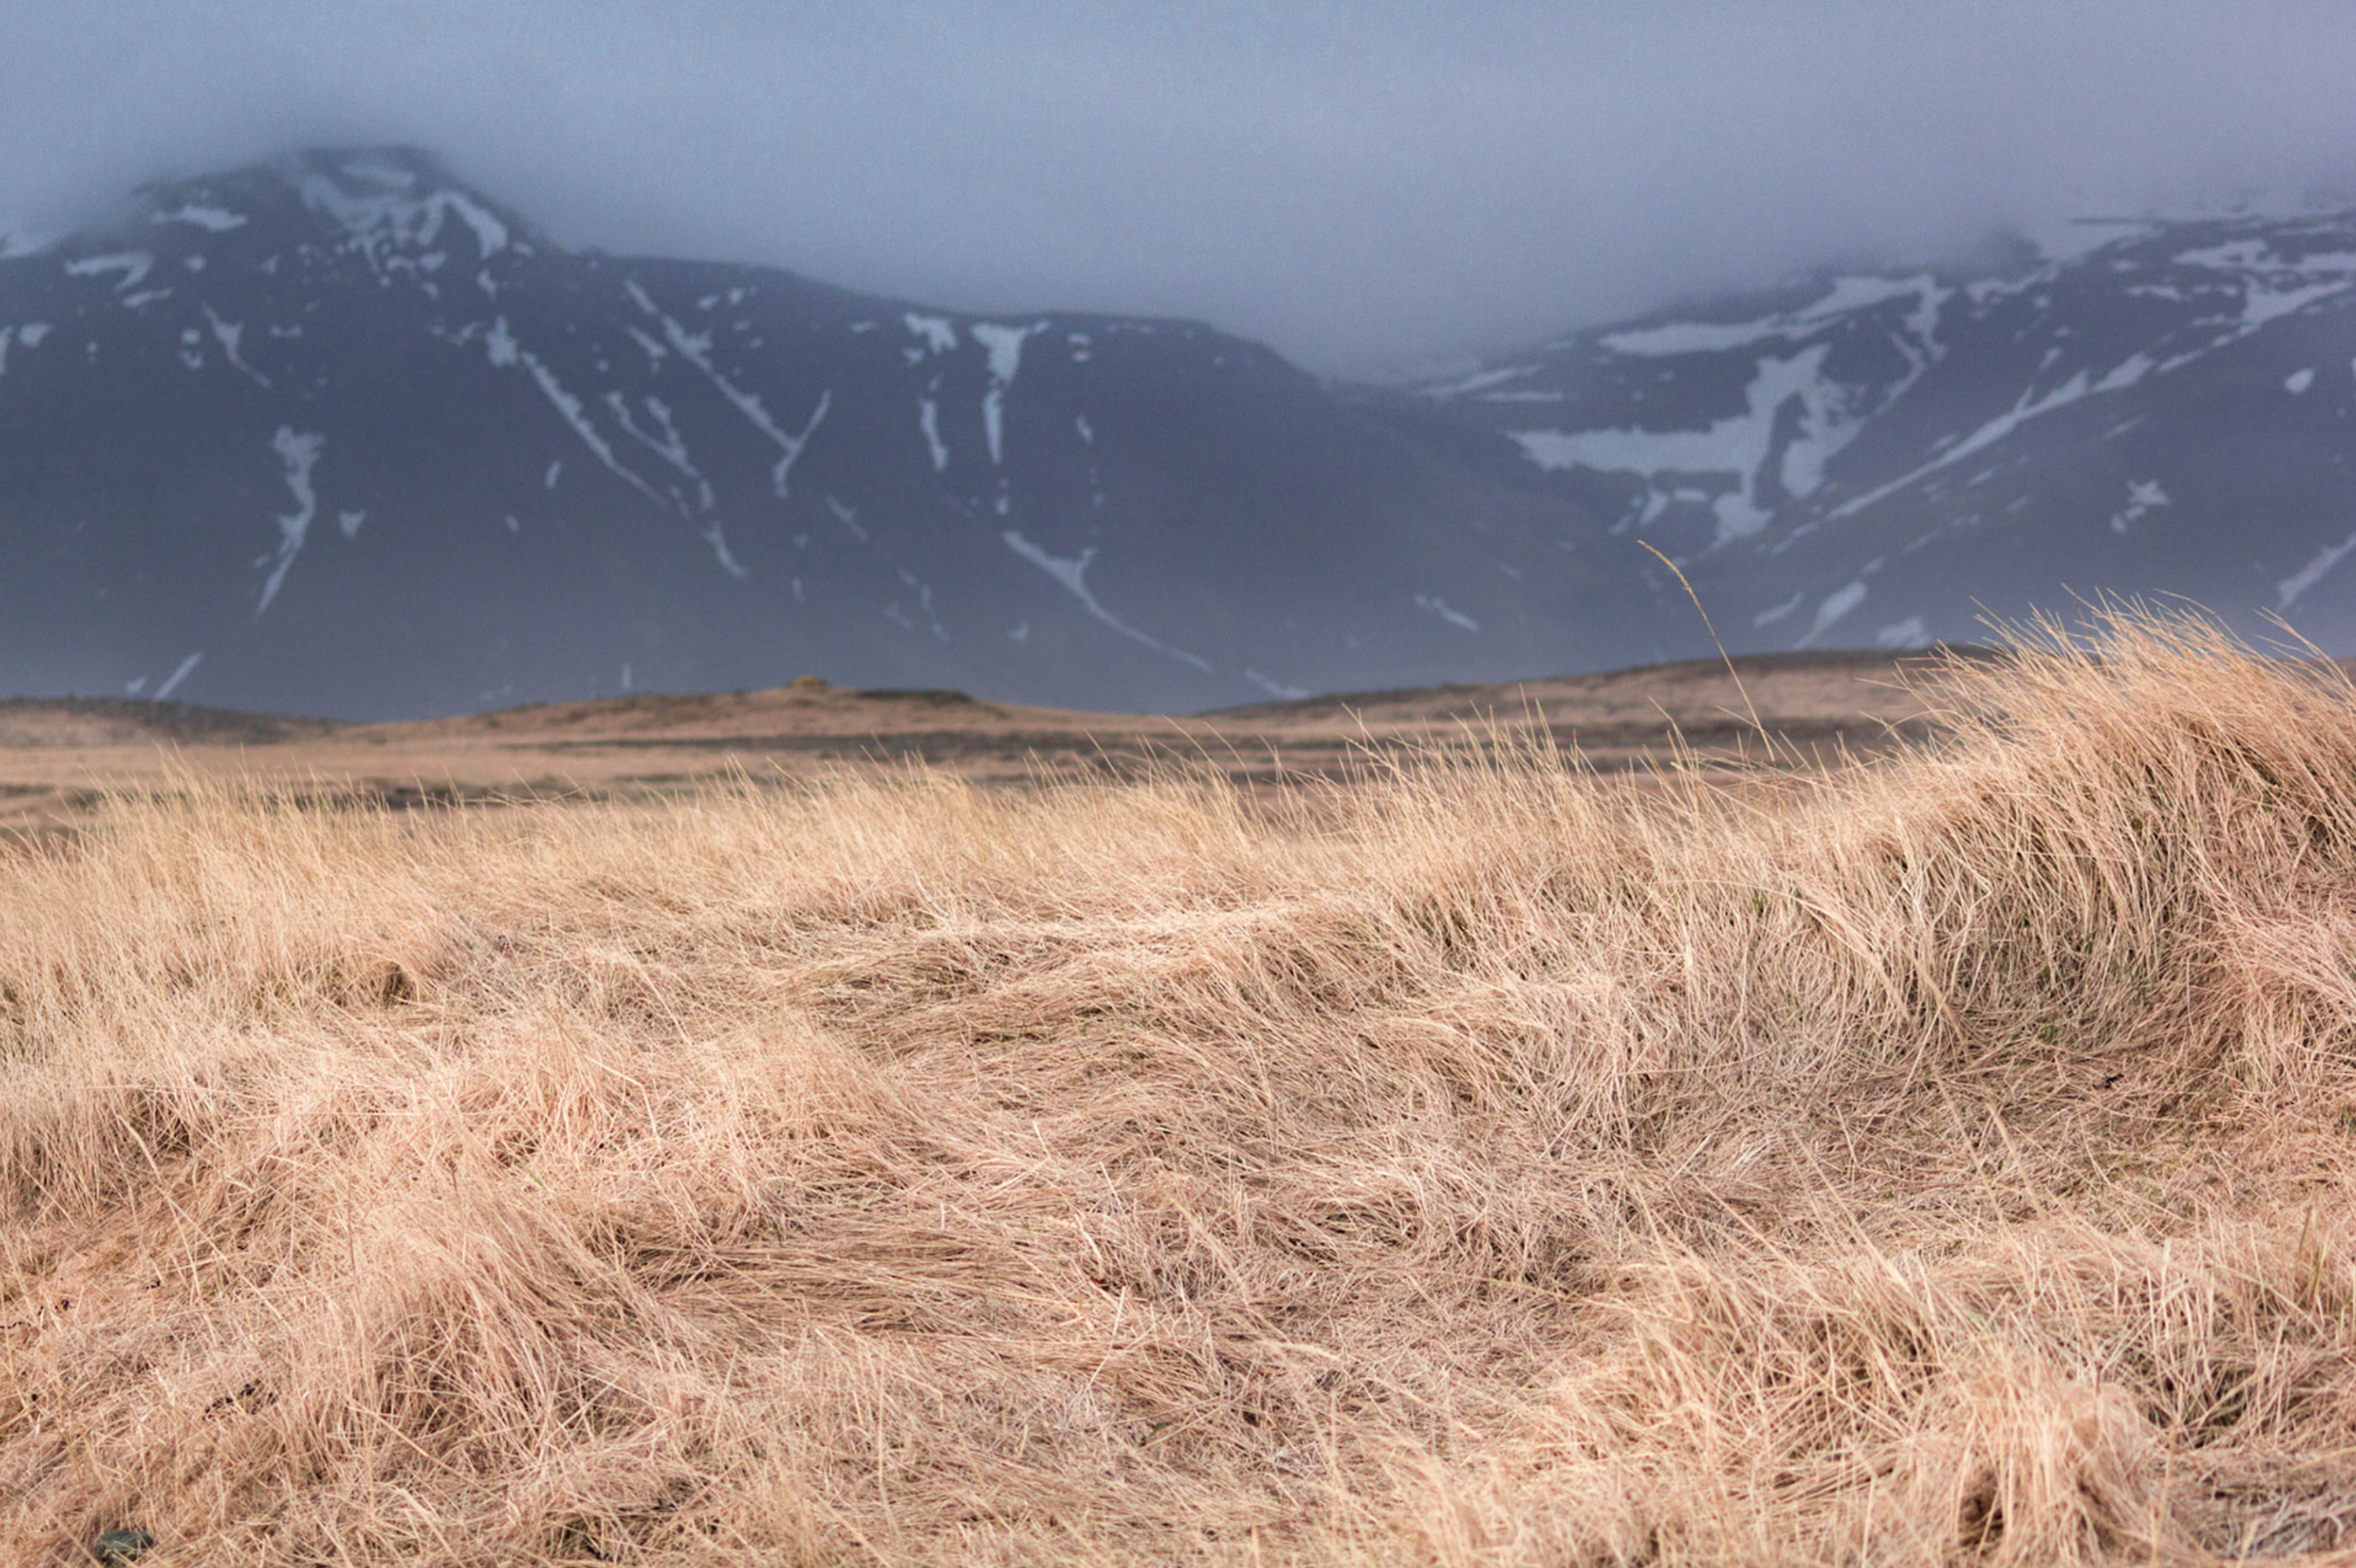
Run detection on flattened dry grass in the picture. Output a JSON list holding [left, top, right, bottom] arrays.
[[7, 610, 2356, 1564]]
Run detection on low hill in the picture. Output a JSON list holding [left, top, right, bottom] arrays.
[[0, 696, 339, 747], [0, 649, 1974, 829]]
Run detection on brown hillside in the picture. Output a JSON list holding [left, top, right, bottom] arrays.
[[0, 649, 1974, 830]]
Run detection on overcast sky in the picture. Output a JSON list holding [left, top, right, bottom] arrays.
[[3, 2, 2354, 376]]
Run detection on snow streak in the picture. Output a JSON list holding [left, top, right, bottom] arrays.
[[1001, 532, 1212, 671], [257, 427, 324, 616]]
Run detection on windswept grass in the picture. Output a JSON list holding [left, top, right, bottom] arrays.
[[6, 610, 2356, 1563]]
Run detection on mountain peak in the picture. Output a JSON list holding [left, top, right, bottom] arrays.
[[108, 145, 548, 266]]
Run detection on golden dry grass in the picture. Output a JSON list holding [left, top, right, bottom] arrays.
[[0, 648, 1950, 835], [6, 609, 2356, 1564]]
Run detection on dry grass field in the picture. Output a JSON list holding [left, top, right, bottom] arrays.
[[0, 648, 1953, 834], [8, 612, 2356, 1563]]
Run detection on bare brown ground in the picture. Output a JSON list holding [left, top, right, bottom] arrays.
[[0, 650, 1960, 834], [8, 618, 2356, 1563]]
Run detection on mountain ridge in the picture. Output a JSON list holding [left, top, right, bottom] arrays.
[[0, 146, 1658, 717], [3, 147, 2353, 718], [1411, 207, 2356, 656]]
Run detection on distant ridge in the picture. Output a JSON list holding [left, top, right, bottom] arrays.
[[0, 697, 339, 747], [0, 648, 1968, 761]]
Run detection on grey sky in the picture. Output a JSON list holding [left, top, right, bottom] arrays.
[[3, 2, 2354, 376]]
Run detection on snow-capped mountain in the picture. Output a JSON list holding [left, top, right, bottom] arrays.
[[1415, 214, 2356, 656], [6, 148, 2356, 719], [0, 149, 1639, 717]]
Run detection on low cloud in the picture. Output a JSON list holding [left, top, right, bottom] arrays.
[[3, 2, 2353, 375]]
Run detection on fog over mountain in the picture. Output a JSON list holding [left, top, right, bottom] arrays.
[[5, 148, 2356, 719], [5, 3, 2356, 377]]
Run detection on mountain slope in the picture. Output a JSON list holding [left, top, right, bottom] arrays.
[[1413, 214, 2356, 655], [9, 151, 2356, 720], [0, 149, 1642, 717]]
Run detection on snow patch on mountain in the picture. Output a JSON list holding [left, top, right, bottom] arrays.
[[2241, 279, 2353, 330], [1418, 362, 1543, 398], [624, 325, 667, 366], [1412, 594, 1480, 632], [297, 157, 509, 268], [2145, 240, 2356, 356], [825, 495, 868, 542], [918, 399, 948, 471], [904, 313, 957, 355], [630, 282, 828, 498], [973, 321, 1043, 384], [152, 651, 203, 702], [482, 316, 666, 509], [258, 427, 324, 615], [1244, 669, 1311, 700], [607, 391, 709, 508], [1002, 531, 1211, 671], [972, 321, 1046, 465], [0, 323, 53, 377], [64, 252, 154, 292], [700, 521, 749, 580], [767, 391, 829, 500], [1828, 354, 2154, 521], [1798, 580, 1867, 647], [2278, 529, 2356, 609], [2110, 478, 2170, 535], [1598, 274, 1947, 358], [893, 567, 951, 642], [520, 350, 663, 506], [204, 307, 270, 387], [153, 203, 247, 233], [1512, 344, 1860, 540]]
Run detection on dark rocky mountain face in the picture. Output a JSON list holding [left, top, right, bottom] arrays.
[[1412, 215, 2356, 658], [4, 149, 2354, 719], [0, 148, 1645, 718]]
